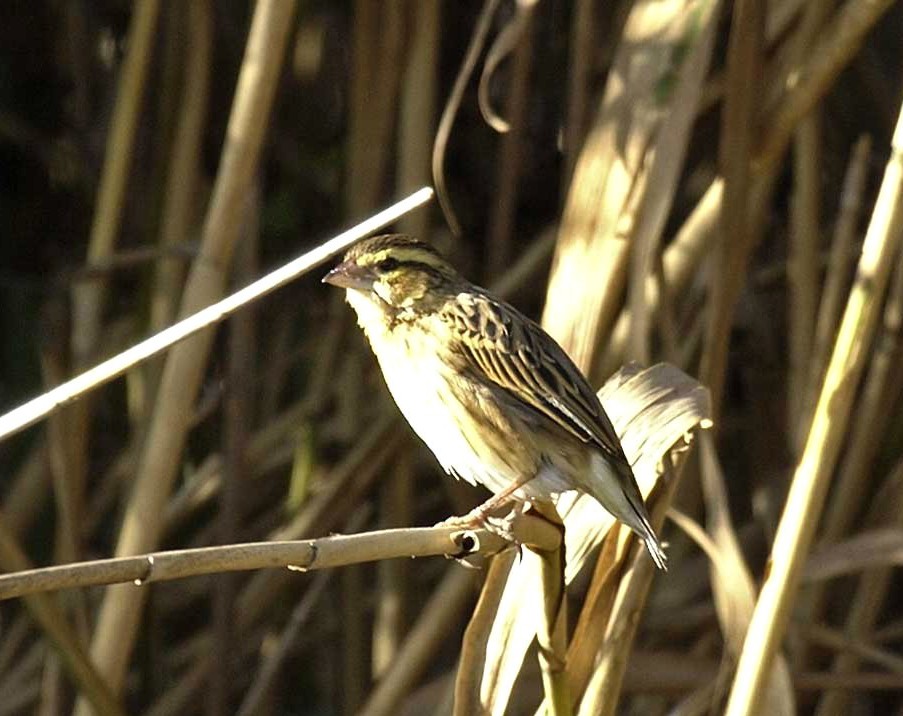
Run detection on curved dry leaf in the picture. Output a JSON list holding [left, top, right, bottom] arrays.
[[477, 363, 711, 713]]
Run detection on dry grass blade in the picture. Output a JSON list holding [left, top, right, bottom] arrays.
[[725, 93, 903, 716], [796, 622, 903, 674], [475, 363, 711, 714], [695, 434, 794, 714], [803, 528, 903, 582], [359, 568, 476, 716], [815, 462, 903, 715]]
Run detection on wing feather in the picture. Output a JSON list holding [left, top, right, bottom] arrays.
[[444, 292, 627, 462]]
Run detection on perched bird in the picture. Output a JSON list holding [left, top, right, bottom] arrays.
[[323, 235, 666, 569]]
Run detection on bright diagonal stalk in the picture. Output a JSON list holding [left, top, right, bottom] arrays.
[[0, 188, 432, 444], [724, 95, 903, 716]]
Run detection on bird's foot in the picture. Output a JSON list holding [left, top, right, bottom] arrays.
[[436, 503, 521, 543]]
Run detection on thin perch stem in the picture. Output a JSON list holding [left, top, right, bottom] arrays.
[[0, 522, 560, 602]]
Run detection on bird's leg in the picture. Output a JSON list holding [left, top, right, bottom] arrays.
[[438, 474, 533, 530]]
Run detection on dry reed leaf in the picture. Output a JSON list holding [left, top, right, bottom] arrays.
[[542, 0, 720, 374], [476, 363, 711, 714]]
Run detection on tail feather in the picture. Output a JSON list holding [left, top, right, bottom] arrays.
[[632, 504, 667, 570], [588, 452, 667, 570]]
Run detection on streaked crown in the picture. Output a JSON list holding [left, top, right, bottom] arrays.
[[345, 235, 451, 270]]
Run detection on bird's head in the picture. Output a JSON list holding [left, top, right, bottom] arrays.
[[322, 235, 459, 312]]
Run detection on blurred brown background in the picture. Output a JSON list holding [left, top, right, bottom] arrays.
[[1, 1, 902, 714]]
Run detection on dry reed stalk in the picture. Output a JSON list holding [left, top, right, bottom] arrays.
[[342, 561, 366, 714], [755, 0, 898, 174], [815, 461, 903, 716], [2, 439, 49, 538], [486, 2, 536, 276], [819, 248, 903, 541], [72, 0, 160, 364], [725, 95, 903, 716], [0, 521, 555, 601], [396, 0, 439, 241], [798, 240, 903, 665], [787, 2, 829, 454], [555, 530, 622, 703], [39, 333, 91, 709], [347, 1, 404, 217], [701, 0, 764, 416], [627, 0, 721, 367], [532, 511, 570, 716], [432, 0, 502, 237], [62, 3, 162, 580], [359, 569, 477, 716], [372, 2, 440, 675], [803, 135, 871, 434], [373, 452, 414, 677], [454, 550, 517, 714], [574, 457, 682, 716], [0, 510, 122, 715], [543, 0, 718, 374], [596, 176, 721, 380], [209, 190, 260, 716], [562, 0, 594, 188], [787, 0, 831, 455], [150, 0, 211, 333], [39, 340, 82, 573], [695, 435, 794, 713], [77, 1, 298, 706], [704, 0, 897, 417], [0, 615, 32, 679], [236, 570, 333, 716]]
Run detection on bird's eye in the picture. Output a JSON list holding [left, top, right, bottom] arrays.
[[376, 258, 400, 272]]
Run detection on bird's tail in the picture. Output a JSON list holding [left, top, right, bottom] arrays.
[[588, 453, 667, 570]]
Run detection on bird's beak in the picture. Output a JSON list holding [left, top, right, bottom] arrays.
[[322, 261, 375, 291]]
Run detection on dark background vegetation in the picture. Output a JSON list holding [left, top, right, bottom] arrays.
[[0, 1, 902, 714]]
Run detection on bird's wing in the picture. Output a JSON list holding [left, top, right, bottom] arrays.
[[443, 292, 627, 463]]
